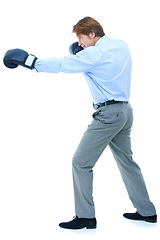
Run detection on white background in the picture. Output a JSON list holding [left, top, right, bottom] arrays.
[[0, 0, 160, 239]]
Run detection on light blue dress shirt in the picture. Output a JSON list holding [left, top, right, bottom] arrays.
[[35, 35, 132, 104]]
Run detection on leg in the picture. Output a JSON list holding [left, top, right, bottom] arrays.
[[72, 121, 111, 218], [109, 108, 156, 216], [72, 106, 126, 218]]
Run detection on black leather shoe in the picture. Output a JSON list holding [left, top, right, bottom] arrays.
[[123, 212, 157, 223], [59, 216, 97, 229]]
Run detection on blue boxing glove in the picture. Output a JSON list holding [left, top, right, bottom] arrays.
[[69, 42, 83, 55], [3, 48, 37, 69]]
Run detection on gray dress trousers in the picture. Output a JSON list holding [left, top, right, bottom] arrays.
[[72, 102, 156, 218]]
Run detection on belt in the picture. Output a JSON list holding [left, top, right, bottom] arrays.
[[93, 100, 128, 110]]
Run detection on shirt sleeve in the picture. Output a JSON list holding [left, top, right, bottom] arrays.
[[34, 46, 102, 74]]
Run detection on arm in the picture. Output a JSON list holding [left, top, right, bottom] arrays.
[[3, 42, 83, 71], [3, 45, 101, 74], [35, 45, 101, 73]]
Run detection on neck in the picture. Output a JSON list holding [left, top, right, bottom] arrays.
[[94, 36, 101, 45]]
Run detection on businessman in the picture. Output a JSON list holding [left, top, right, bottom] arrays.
[[3, 16, 157, 229]]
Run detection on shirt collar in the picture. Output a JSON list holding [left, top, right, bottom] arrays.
[[95, 35, 110, 46]]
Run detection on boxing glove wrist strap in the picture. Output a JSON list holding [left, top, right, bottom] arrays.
[[25, 54, 37, 69]]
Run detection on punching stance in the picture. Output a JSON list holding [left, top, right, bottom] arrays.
[[3, 17, 157, 229]]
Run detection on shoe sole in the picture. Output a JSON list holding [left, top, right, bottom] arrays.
[[124, 218, 157, 223], [86, 226, 97, 229], [145, 219, 157, 223]]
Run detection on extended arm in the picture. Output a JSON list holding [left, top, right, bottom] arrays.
[[3, 43, 101, 74]]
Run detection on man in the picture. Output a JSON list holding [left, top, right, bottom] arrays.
[[3, 17, 157, 229]]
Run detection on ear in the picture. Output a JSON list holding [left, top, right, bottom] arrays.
[[89, 32, 96, 39]]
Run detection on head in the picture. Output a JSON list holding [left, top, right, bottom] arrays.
[[72, 17, 105, 49]]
